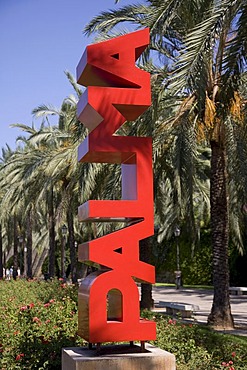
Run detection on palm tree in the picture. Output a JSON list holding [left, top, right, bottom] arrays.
[[0, 71, 104, 283], [0, 224, 3, 279], [29, 73, 100, 282], [84, 0, 247, 329], [0, 145, 16, 277], [0, 142, 43, 278], [168, 0, 247, 329]]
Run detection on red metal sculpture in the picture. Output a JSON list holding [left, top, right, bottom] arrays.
[[76, 28, 156, 344]]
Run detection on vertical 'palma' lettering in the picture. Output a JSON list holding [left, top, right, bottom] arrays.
[[76, 29, 156, 343]]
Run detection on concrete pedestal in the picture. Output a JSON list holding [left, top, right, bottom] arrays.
[[62, 343, 176, 370]]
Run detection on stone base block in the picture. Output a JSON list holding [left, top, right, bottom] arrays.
[[62, 343, 176, 370]]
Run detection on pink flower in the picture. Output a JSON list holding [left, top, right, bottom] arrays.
[[28, 303, 34, 309], [20, 306, 28, 311], [49, 299, 55, 303], [168, 319, 176, 325], [221, 363, 234, 369], [44, 303, 50, 308], [231, 352, 236, 358], [15, 353, 24, 361], [33, 317, 40, 323]]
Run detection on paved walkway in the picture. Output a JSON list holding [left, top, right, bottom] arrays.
[[151, 286, 247, 336]]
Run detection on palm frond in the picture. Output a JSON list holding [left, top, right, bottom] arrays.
[[169, 0, 238, 93], [64, 71, 82, 98], [32, 104, 62, 118], [221, 3, 247, 101], [10, 123, 37, 135]]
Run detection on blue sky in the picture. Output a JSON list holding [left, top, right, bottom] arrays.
[[0, 0, 139, 150]]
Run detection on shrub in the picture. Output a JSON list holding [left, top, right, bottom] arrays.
[[142, 310, 247, 370], [0, 279, 83, 369], [0, 280, 246, 369]]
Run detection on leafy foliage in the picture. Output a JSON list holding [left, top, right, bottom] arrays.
[[1, 280, 247, 369], [0, 279, 82, 369]]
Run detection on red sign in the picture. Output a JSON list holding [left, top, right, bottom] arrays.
[[77, 28, 156, 343]]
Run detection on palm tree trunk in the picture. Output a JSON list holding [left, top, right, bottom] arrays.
[[13, 216, 18, 280], [140, 237, 154, 310], [67, 210, 77, 284], [48, 188, 56, 278], [26, 208, 33, 279], [207, 140, 234, 329], [0, 224, 3, 279]]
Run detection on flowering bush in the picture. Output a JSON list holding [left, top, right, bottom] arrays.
[[142, 310, 247, 370], [0, 279, 84, 369], [220, 351, 243, 370], [0, 280, 247, 369]]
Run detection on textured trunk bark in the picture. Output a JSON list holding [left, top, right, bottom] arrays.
[[48, 188, 56, 278], [61, 235, 66, 280], [26, 209, 33, 279], [140, 237, 154, 310], [67, 210, 77, 284], [13, 216, 18, 280], [208, 140, 234, 329], [0, 224, 3, 279]]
